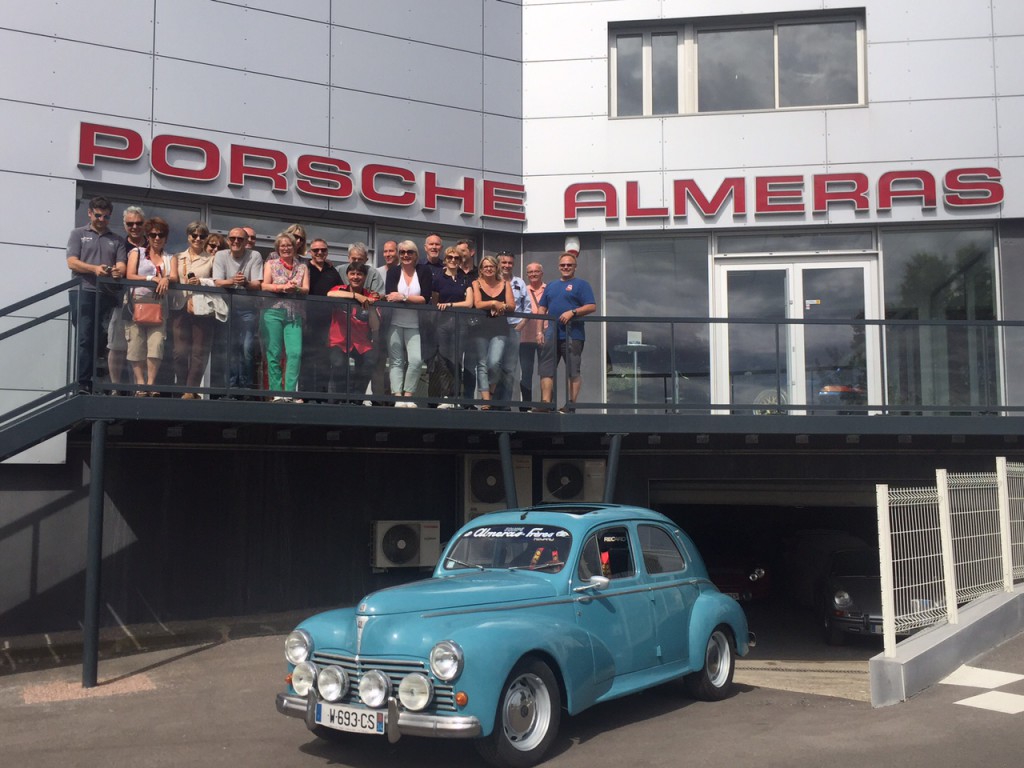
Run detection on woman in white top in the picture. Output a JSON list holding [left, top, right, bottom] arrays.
[[384, 240, 434, 406]]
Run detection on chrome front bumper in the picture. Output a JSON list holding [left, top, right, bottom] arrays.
[[276, 693, 482, 742]]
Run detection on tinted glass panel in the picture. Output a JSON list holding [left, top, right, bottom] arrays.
[[652, 33, 679, 115], [605, 238, 710, 408], [717, 231, 874, 254], [779, 21, 858, 107], [617, 34, 643, 117], [639, 525, 686, 573], [882, 229, 997, 410], [698, 27, 774, 112]]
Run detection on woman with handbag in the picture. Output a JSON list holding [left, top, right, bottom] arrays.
[[171, 221, 216, 399], [126, 216, 177, 396]]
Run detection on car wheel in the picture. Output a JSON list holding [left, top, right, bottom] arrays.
[[475, 657, 561, 768], [685, 627, 735, 701], [824, 616, 847, 646]]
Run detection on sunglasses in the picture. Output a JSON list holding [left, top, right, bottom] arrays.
[[227, 236, 246, 242], [125, 221, 144, 227], [90, 212, 112, 220], [310, 248, 328, 254], [148, 232, 168, 239], [399, 249, 416, 255], [188, 232, 207, 239], [559, 263, 574, 268]]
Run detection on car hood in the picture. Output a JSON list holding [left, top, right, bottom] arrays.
[[298, 571, 562, 658], [359, 570, 560, 617]]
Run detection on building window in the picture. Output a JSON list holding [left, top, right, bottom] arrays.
[[610, 12, 864, 117]]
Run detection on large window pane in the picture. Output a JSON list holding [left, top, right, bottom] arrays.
[[209, 212, 368, 255], [652, 33, 678, 115], [718, 230, 873, 254], [605, 237, 710, 409], [697, 27, 774, 112], [882, 229, 997, 411], [76, 197, 201, 256], [616, 35, 643, 117], [779, 21, 858, 108]]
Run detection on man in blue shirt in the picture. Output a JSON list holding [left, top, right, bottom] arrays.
[[538, 252, 597, 411]]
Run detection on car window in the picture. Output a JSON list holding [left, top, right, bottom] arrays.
[[578, 526, 635, 580], [638, 525, 687, 574], [444, 524, 571, 572]]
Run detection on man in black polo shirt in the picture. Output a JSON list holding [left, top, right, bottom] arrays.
[[65, 196, 127, 393], [302, 239, 343, 400]]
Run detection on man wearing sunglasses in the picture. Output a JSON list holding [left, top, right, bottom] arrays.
[[537, 252, 596, 412], [213, 227, 264, 394], [105, 205, 147, 393], [65, 196, 128, 393]]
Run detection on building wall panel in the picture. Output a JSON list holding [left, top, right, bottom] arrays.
[[523, 59, 608, 118], [155, 0, 331, 84], [0, 31, 153, 121], [331, 0, 483, 51], [867, 38, 996, 102]]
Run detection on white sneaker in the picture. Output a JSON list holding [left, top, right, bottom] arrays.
[[395, 401, 408, 408], [405, 401, 417, 408], [437, 402, 455, 410]]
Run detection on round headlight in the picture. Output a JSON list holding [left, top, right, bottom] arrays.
[[317, 665, 349, 703], [358, 669, 391, 708], [398, 673, 434, 711], [429, 640, 464, 682], [285, 629, 312, 665], [291, 661, 318, 697], [833, 590, 853, 609]]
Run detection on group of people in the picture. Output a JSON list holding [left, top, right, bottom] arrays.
[[65, 196, 597, 409]]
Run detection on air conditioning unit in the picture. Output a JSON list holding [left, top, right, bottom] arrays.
[[372, 520, 441, 568], [541, 459, 606, 503], [463, 454, 533, 522]]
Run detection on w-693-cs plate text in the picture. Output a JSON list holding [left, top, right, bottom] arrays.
[[315, 702, 385, 734]]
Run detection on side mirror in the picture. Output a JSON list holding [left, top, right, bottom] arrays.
[[573, 575, 610, 593]]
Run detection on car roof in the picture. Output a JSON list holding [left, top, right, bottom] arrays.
[[466, 503, 674, 529]]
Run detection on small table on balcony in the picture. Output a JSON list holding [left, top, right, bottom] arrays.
[[613, 343, 657, 408]]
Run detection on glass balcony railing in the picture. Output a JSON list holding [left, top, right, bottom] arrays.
[[6, 277, 1020, 417]]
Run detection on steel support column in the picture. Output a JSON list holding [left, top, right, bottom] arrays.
[[603, 433, 626, 503], [82, 419, 108, 688], [497, 431, 518, 508]]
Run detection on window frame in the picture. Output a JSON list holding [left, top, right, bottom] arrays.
[[610, 12, 866, 118]]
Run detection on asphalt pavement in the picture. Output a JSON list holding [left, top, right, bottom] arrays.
[[1, 619, 1022, 768]]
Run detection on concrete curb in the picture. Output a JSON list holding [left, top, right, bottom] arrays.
[[869, 584, 1024, 707]]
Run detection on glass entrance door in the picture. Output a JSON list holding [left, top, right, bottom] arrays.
[[712, 258, 881, 413]]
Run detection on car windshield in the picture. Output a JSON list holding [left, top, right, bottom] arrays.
[[443, 524, 572, 573], [832, 548, 881, 576]]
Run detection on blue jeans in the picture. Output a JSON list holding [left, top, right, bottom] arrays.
[[227, 309, 258, 389], [388, 325, 422, 394], [474, 332, 507, 394], [69, 288, 117, 391]]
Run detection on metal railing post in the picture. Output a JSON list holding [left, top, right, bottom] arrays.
[[936, 469, 959, 625], [877, 484, 897, 657], [996, 457, 1015, 592]]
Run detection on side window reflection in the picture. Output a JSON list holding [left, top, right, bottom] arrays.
[[578, 527, 635, 580], [639, 525, 686, 574]]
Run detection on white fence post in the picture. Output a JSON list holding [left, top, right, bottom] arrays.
[[877, 484, 897, 657], [996, 457, 1014, 592], [936, 469, 959, 625]]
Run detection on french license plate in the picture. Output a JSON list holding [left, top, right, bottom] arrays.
[[315, 702, 385, 735], [870, 624, 883, 635]]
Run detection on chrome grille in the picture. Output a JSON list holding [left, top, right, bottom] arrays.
[[311, 651, 456, 711]]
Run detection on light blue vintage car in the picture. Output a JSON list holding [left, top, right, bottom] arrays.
[[276, 504, 754, 767]]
